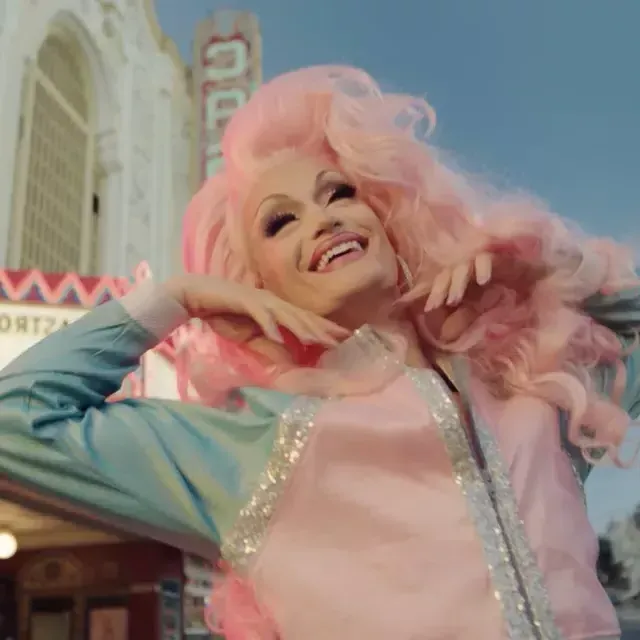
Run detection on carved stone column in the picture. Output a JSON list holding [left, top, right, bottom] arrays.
[[96, 128, 125, 275], [0, 0, 28, 266], [151, 82, 173, 281]]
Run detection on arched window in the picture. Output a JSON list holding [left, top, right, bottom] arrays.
[[10, 29, 101, 274]]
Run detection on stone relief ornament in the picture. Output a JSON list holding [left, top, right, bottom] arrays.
[[125, 242, 144, 274], [131, 64, 154, 146]]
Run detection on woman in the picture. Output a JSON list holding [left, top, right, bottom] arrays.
[[0, 66, 638, 639]]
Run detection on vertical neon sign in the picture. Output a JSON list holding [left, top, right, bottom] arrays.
[[193, 12, 262, 185]]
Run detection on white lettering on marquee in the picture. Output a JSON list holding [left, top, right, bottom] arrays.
[[0, 312, 70, 337]]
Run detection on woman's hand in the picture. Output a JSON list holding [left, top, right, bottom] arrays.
[[424, 252, 493, 311], [423, 242, 547, 341], [163, 275, 349, 347], [424, 234, 550, 313]]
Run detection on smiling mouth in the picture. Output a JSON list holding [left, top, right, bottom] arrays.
[[310, 238, 369, 273]]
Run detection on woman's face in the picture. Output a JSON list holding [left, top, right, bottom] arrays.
[[245, 155, 399, 324]]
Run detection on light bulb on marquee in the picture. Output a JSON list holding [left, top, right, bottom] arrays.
[[0, 531, 17, 559]]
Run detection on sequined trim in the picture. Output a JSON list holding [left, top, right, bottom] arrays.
[[567, 454, 586, 503], [406, 367, 562, 639], [220, 325, 565, 638], [474, 421, 562, 639], [221, 397, 321, 570]]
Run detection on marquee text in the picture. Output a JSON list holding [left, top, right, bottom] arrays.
[[0, 313, 71, 337]]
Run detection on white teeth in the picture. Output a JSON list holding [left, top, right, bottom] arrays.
[[315, 240, 363, 271]]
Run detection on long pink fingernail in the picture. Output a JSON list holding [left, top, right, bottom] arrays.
[[267, 327, 284, 343]]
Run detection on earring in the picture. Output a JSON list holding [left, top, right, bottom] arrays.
[[397, 255, 414, 292]]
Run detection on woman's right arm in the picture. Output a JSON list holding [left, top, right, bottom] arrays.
[[0, 282, 283, 554]]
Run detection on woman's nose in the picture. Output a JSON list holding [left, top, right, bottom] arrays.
[[312, 216, 342, 240]]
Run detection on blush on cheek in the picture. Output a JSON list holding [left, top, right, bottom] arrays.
[[256, 252, 290, 292]]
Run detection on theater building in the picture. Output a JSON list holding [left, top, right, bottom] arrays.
[[0, 0, 193, 281], [0, 1, 262, 637], [0, 269, 219, 640]]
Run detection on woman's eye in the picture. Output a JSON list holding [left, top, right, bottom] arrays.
[[264, 212, 296, 237], [328, 183, 356, 204]]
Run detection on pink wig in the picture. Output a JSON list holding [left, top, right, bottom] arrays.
[[181, 65, 638, 462]]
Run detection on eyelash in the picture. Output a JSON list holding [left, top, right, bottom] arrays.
[[263, 182, 357, 238], [264, 212, 296, 237], [327, 183, 356, 203]]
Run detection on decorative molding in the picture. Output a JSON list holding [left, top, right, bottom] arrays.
[[97, 129, 123, 173], [18, 528, 122, 551], [154, 51, 175, 98], [0, 269, 129, 306], [141, 0, 187, 75], [99, 0, 125, 19], [19, 552, 85, 590], [99, 0, 126, 62]]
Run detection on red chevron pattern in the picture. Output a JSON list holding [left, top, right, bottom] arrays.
[[0, 269, 178, 365]]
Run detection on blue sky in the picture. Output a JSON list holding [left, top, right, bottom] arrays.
[[154, 0, 640, 531]]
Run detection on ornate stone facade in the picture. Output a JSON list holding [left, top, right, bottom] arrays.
[[0, 0, 193, 280]]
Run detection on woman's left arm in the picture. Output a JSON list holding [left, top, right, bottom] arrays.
[[584, 285, 640, 419]]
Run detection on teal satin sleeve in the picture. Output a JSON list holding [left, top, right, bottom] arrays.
[[584, 285, 640, 419], [561, 286, 640, 482], [0, 299, 290, 554]]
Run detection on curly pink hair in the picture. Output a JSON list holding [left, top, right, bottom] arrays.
[[180, 65, 637, 463]]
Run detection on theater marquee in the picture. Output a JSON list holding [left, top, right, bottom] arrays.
[[0, 270, 179, 401], [0, 306, 75, 337]]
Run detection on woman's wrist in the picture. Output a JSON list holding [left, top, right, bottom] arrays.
[[121, 280, 189, 339], [162, 276, 188, 308]]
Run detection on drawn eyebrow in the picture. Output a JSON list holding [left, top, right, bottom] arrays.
[[254, 169, 340, 229], [257, 193, 288, 212], [312, 170, 332, 202]]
